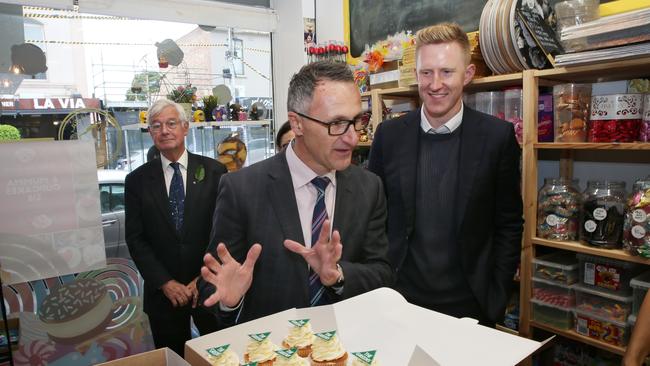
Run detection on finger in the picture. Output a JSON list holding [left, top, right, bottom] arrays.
[[216, 243, 235, 264], [182, 285, 193, 298], [331, 230, 343, 260], [191, 288, 199, 308], [317, 219, 332, 244], [201, 265, 219, 287], [284, 239, 310, 256], [203, 252, 222, 272], [242, 243, 262, 272]]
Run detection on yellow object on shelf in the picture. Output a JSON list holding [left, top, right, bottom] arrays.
[[599, 0, 650, 17]]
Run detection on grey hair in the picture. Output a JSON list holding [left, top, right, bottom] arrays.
[[147, 98, 188, 123], [287, 61, 354, 114]]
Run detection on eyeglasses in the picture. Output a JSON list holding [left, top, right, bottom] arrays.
[[293, 111, 368, 136], [149, 119, 181, 133]]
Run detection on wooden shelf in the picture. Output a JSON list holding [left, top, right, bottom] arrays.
[[535, 56, 650, 83], [532, 237, 650, 265], [529, 321, 626, 356], [467, 72, 523, 91], [496, 324, 520, 336], [376, 85, 418, 98], [534, 143, 650, 150]]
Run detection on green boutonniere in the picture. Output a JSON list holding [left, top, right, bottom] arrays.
[[194, 165, 205, 183]]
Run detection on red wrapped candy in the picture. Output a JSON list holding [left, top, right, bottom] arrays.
[[589, 94, 643, 142]]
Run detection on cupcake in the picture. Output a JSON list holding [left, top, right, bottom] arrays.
[[274, 347, 309, 366], [350, 350, 380, 366], [244, 332, 278, 366], [309, 331, 348, 366], [206, 344, 239, 366], [282, 319, 314, 357]]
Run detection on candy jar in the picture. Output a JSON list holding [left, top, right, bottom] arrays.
[[623, 176, 650, 257], [537, 178, 581, 240], [589, 94, 643, 142], [554, 83, 591, 142], [474, 91, 504, 120], [640, 94, 650, 142], [505, 87, 523, 144], [581, 180, 627, 249]]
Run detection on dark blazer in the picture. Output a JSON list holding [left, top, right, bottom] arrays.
[[208, 151, 393, 324], [368, 107, 523, 323], [125, 151, 227, 313]]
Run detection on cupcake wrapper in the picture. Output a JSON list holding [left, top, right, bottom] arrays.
[[282, 341, 312, 358]]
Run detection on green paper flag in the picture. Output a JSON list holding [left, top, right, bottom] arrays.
[[275, 347, 298, 359], [248, 332, 271, 342], [352, 350, 377, 364], [206, 344, 230, 357], [288, 319, 310, 327], [241, 363, 258, 366], [314, 330, 336, 341]]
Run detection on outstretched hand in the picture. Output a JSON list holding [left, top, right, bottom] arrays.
[[284, 219, 342, 286], [201, 242, 262, 308]]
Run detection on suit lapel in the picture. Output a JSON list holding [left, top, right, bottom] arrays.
[[147, 159, 178, 235], [455, 108, 488, 233], [399, 109, 421, 236], [332, 168, 355, 241], [268, 153, 305, 244], [181, 152, 199, 238]]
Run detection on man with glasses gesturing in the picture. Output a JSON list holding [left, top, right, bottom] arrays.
[[125, 99, 227, 356], [199, 61, 393, 326]]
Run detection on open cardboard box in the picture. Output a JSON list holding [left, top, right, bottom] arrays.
[[186, 288, 543, 365], [96, 347, 189, 366]]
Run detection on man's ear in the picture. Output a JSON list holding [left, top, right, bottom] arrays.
[[287, 112, 303, 137], [464, 63, 476, 86]]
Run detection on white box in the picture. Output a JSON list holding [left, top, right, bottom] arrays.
[[185, 288, 542, 365], [97, 348, 189, 366]]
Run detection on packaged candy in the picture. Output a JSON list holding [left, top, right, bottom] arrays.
[[623, 176, 650, 257], [589, 94, 643, 142], [554, 83, 591, 142], [580, 180, 626, 249], [538, 178, 581, 241]]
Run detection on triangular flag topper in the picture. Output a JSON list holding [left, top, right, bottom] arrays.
[[314, 330, 336, 341], [206, 344, 230, 357], [248, 332, 271, 342], [275, 347, 298, 359], [241, 363, 258, 366], [352, 350, 377, 364], [288, 319, 310, 327]]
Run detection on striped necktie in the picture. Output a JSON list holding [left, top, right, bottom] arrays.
[[168, 162, 185, 234], [309, 176, 330, 306]]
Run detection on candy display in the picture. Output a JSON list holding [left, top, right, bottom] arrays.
[[473, 91, 505, 120], [307, 41, 348, 63], [631, 271, 650, 317], [589, 94, 644, 142], [533, 252, 579, 285], [505, 88, 523, 144], [641, 94, 650, 142], [574, 284, 632, 323], [577, 253, 643, 295], [575, 308, 629, 347], [532, 277, 575, 308], [538, 178, 581, 241], [538, 93, 554, 142], [580, 180, 626, 249], [554, 83, 591, 142], [623, 176, 650, 257], [531, 299, 574, 330]]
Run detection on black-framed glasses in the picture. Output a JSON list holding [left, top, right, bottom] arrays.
[[293, 111, 368, 136], [149, 119, 180, 133]]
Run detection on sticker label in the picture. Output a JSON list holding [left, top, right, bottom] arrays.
[[632, 225, 646, 239], [352, 350, 377, 364], [288, 319, 310, 327], [593, 207, 607, 221], [584, 220, 597, 233], [632, 209, 647, 223], [314, 331, 336, 341], [206, 344, 229, 357], [275, 348, 298, 359], [594, 263, 622, 290], [248, 332, 271, 342], [584, 262, 595, 285], [545, 214, 559, 226]]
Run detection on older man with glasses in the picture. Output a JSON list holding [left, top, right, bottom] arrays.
[[124, 99, 227, 356], [199, 61, 393, 330]]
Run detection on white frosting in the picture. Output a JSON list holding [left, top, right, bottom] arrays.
[[245, 337, 278, 363], [274, 351, 309, 366], [350, 357, 380, 366], [284, 322, 314, 348], [310, 334, 346, 362], [207, 349, 239, 366]]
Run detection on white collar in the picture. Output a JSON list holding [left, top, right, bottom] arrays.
[[420, 103, 464, 134], [160, 149, 188, 170], [285, 142, 336, 190]]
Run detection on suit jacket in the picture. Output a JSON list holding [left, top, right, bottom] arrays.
[[368, 107, 523, 323], [125, 151, 227, 313], [208, 151, 393, 324]]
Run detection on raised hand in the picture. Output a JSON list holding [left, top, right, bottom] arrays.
[[201, 242, 262, 308], [161, 279, 192, 307], [284, 219, 342, 286]]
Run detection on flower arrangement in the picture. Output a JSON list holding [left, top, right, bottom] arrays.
[[167, 84, 197, 104], [356, 31, 416, 72]]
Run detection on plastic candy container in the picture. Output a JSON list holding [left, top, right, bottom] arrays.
[[623, 176, 650, 257], [580, 180, 626, 249], [640, 94, 650, 142], [589, 94, 643, 142], [554, 83, 591, 142], [538, 178, 581, 241], [505, 88, 523, 143], [538, 93, 554, 142]]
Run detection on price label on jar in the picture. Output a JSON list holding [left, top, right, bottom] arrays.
[[584, 220, 597, 233], [632, 225, 647, 239], [546, 214, 559, 226], [593, 207, 607, 221], [632, 209, 647, 223]]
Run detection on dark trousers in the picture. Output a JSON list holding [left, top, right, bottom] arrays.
[[147, 305, 219, 357]]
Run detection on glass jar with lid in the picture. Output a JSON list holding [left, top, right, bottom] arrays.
[[553, 83, 591, 142], [537, 178, 581, 240], [580, 180, 627, 249], [623, 176, 650, 257]]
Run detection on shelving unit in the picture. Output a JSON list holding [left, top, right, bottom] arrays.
[[362, 55, 650, 360]]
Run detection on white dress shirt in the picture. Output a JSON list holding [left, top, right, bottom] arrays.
[[285, 141, 337, 247], [420, 103, 464, 134], [160, 150, 188, 195]]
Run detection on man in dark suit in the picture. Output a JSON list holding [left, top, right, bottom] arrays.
[[199, 61, 393, 325], [125, 99, 227, 355], [368, 23, 523, 326]]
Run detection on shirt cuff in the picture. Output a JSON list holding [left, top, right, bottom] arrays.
[[219, 296, 244, 312]]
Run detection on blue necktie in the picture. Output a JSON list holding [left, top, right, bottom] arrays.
[[309, 176, 330, 306], [168, 162, 185, 234]]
